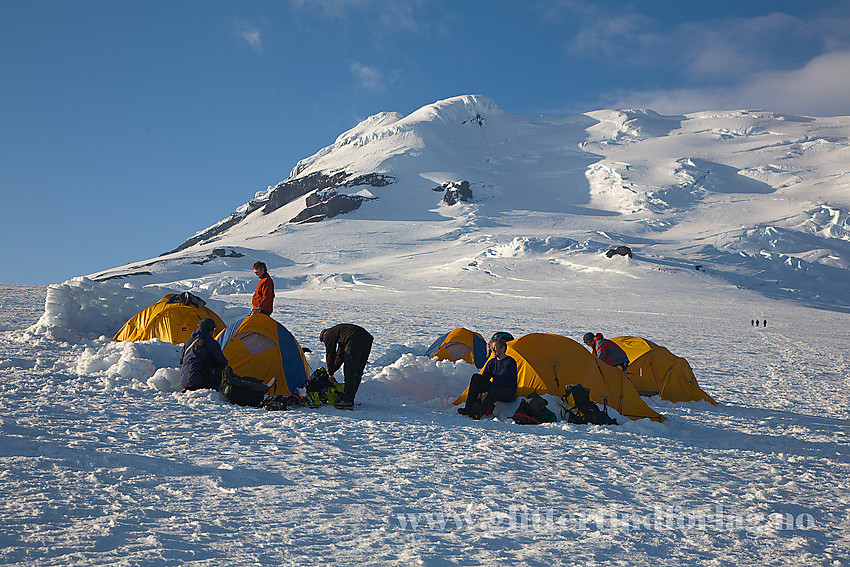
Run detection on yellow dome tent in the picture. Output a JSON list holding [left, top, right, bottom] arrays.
[[426, 328, 488, 368], [611, 336, 716, 405], [216, 314, 309, 397], [113, 292, 225, 345], [454, 333, 665, 422]]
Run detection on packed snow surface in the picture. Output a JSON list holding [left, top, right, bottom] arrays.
[[3, 273, 849, 566], [2, 96, 850, 565]]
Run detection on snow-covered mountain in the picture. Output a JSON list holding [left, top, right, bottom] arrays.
[[90, 95, 850, 311]]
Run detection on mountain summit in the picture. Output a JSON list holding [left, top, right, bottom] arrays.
[[92, 95, 850, 310]]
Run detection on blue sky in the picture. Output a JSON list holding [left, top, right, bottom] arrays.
[[3, 0, 849, 285]]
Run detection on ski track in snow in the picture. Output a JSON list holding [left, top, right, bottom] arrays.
[[1, 285, 849, 566]]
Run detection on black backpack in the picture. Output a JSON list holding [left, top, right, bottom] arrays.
[[511, 391, 558, 425], [305, 367, 344, 405], [219, 367, 274, 407], [560, 384, 618, 425]]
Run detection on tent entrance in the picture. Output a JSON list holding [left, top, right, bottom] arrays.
[[237, 332, 277, 355], [442, 341, 472, 360]]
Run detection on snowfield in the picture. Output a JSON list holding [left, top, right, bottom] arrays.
[[1, 274, 848, 566], [2, 95, 849, 565]]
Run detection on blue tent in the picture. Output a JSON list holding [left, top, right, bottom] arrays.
[[217, 314, 309, 396], [425, 328, 488, 369]]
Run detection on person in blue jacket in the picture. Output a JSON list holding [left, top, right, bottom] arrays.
[[180, 318, 229, 391], [458, 337, 518, 420]]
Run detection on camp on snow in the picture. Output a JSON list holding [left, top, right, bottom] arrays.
[[610, 336, 716, 405], [113, 292, 225, 345], [426, 328, 489, 369], [217, 314, 310, 397], [453, 333, 665, 422], [113, 297, 696, 422]]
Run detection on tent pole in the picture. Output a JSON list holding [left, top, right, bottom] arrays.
[[593, 359, 624, 413], [659, 361, 676, 397]]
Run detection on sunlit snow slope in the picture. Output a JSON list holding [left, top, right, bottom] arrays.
[[89, 95, 850, 311]]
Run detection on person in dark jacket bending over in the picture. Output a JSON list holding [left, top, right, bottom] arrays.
[[583, 332, 629, 371], [320, 323, 374, 409], [251, 261, 274, 315], [458, 338, 518, 420], [181, 318, 229, 391]]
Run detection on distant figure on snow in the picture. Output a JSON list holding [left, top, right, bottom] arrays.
[[763, 319, 767, 328], [751, 319, 755, 326], [583, 332, 629, 371], [320, 324, 374, 410], [251, 261, 274, 315], [180, 318, 228, 391], [756, 320, 760, 327], [458, 337, 518, 420]]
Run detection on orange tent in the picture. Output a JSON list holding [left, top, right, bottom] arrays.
[[113, 292, 224, 345], [611, 336, 716, 405]]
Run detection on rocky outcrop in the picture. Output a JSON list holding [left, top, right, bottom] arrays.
[[191, 248, 245, 265], [606, 246, 633, 258], [433, 181, 472, 205], [290, 191, 374, 224], [166, 172, 396, 254], [285, 173, 394, 223], [262, 171, 351, 215]]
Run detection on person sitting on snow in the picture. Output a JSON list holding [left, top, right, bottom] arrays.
[[458, 337, 518, 420], [583, 332, 629, 371], [180, 318, 229, 391]]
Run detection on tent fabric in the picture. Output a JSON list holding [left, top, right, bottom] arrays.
[[165, 291, 207, 308], [611, 336, 717, 405], [113, 294, 225, 345], [453, 333, 665, 422], [217, 314, 309, 397], [425, 328, 488, 369]]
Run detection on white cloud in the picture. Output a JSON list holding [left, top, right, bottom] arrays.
[[233, 20, 263, 53], [376, 2, 420, 33], [289, 0, 359, 18], [566, 9, 657, 60], [676, 13, 814, 81], [566, 10, 819, 81], [350, 62, 383, 90], [740, 50, 850, 116], [290, 0, 423, 32], [603, 51, 850, 117]]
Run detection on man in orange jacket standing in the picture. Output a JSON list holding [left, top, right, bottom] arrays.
[[251, 261, 274, 315]]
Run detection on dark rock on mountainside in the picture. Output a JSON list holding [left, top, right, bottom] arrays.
[[191, 248, 244, 265], [287, 173, 392, 223], [434, 181, 472, 205], [289, 192, 375, 224], [265, 172, 395, 215], [606, 246, 633, 258], [262, 171, 351, 214], [344, 173, 395, 189], [165, 172, 396, 254]]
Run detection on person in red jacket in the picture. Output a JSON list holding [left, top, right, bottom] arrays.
[[583, 332, 629, 371], [251, 261, 274, 315]]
